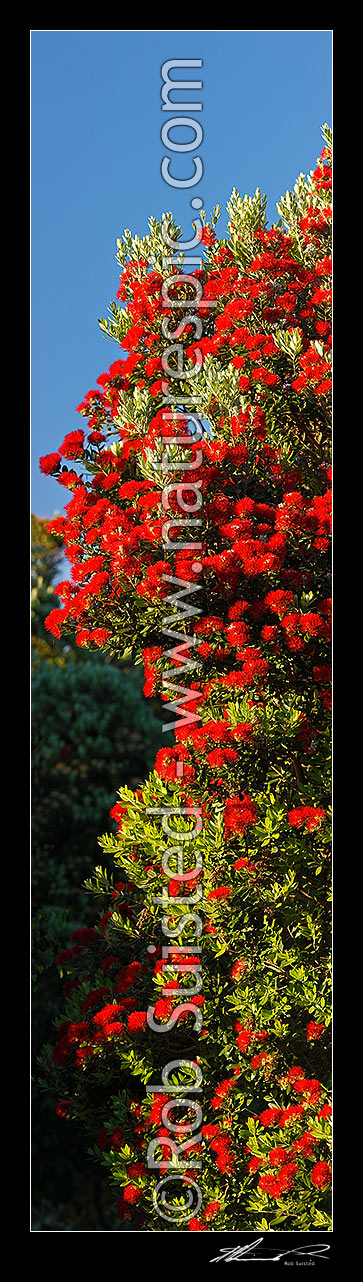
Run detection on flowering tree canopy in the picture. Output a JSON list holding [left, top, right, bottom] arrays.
[[39, 126, 332, 1232]]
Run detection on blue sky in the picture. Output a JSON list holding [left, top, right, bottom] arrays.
[[31, 29, 332, 517]]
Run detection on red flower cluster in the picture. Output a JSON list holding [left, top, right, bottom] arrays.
[[287, 807, 326, 832]]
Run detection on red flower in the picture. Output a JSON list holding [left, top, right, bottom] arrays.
[[208, 886, 231, 901], [287, 807, 325, 832], [224, 794, 258, 838], [56, 1100, 72, 1119], [292, 1131, 317, 1157], [279, 1105, 305, 1127], [259, 1161, 297, 1196], [318, 1104, 332, 1121], [248, 1155, 265, 1173], [44, 608, 67, 639], [200, 225, 216, 247], [39, 451, 61, 474], [268, 1146, 292, 1167], [70, 927, 97, 945], [311, 1161, 331, 1189], [59, 429, 85, 458], [128, 1162, 146, 1178], [92, 1003, 123, 1026], [89, 628, 111, 646], [75, 1046, 94, 1066], [206, 747, 238, 767], [204, 1200, 221, 1221], [307, 1021, 325, 1041], [97, 1127, 108, 1149], [127, 1011, 147, 1034], [236, 1024, 253, 1052], [259, 1108, 282, 1127], [292, 1078, 322, 1105], [123, 1184, 143, 1204]]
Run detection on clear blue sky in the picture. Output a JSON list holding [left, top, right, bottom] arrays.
[[31, 29, 332, 517]]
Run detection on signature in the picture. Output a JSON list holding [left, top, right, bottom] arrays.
[[210, 1237, 330, 1263]]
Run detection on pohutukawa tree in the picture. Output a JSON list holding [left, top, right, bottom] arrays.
[[39, 127, 332, 1232]]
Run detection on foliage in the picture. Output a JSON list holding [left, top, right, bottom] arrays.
[[38, 129, 332, 1232], [32, 655, 163, 917]]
